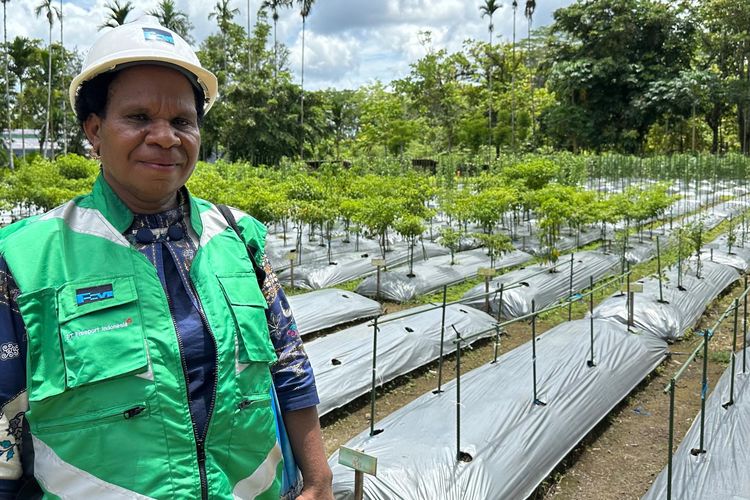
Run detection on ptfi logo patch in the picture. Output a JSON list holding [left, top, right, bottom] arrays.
[[142, 27, 175, 45], [76, 284, 114, 306]]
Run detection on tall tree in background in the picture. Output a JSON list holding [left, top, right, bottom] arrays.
[[261, 0, 292, 80], [525, 0, 536, 144], [479, 0, 500, 154], [545, 0, 694, 152], [35, 0, 60, 158], [297, 0, 314, 159], [699, 0, 750, 154], [2, 0, 12, 168], [208, 0, 239, 71], [59, 0, 66, 154], [149, 0, 194, 44], [511, 0, 518, 152], [99, 0, 133, 30], [8, 37, 36, 159]]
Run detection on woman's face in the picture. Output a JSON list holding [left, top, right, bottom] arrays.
[[83, 65, 201, 214]]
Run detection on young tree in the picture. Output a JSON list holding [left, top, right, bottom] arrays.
[[395, 215, 426, 277], [439, 226, 463, 265]]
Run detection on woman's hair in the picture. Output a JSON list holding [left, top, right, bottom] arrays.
[[74, 67, 206, 126]]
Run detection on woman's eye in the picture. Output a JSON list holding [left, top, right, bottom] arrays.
[[129, 114, 149, 122]]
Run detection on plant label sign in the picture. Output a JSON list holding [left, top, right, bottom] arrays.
[[339, 446, 378, 476], [371, 258, 386, 267], [477, 267, 496, 277]]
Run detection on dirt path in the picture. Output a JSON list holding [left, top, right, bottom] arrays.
[[318, 283, 747, 499]]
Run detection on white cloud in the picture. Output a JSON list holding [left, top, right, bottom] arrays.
[[5, 0, 575, 90]]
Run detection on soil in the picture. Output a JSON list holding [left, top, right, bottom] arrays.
[[317, 281, 748, 499]]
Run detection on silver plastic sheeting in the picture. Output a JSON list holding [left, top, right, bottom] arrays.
[[277, 241, 449, 290], [354, 249, 533, 303], [266, 234, 381, 270], [329, 319, 668, 499], [306, 304, 498, 416], [287, 289, 381, 336], [512, 226, 602, 255], [592, 261, 740, 341], [462, 251, 620, 318], [696, 240, 750, 273], [642, 364, 750, 500]]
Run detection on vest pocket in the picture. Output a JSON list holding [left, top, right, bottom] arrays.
[[56, 276, 148, 391], [217, 274, 277, 364], [218, 274, 277, 399], [33, 401, 149, 434]]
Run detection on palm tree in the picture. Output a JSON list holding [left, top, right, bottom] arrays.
[[8, 37, 36, 159], [297, 0, 314, 159], [148, 0, 194, 44], [35, 0, 60, 158], [479, 0, 500, 155], [511, 0, 518, 153], [59, 0, 66, 154], [525, 0, 536, 144], [261, 0, 292, 80], [99, 0, 133, 30], [2, 0, 12, 168], [208, 0, 239, 70]]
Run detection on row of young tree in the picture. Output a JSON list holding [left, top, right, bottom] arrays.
[[0, 153, 677, 271], [3, 0, 750, 168]]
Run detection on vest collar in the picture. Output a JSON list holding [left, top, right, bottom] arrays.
[[91, 173, 205, 238]]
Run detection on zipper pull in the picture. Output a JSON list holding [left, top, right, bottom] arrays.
[[237, 399, 252, 410], [197, 440, 206, 461], [123, 405, 146, 419]]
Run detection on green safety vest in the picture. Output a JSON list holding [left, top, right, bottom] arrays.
[[0, 175, 282, 499]]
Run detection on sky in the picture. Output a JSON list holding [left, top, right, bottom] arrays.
[[6, 0, 575, 90]]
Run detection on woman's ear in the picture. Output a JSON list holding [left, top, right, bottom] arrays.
[[83, 114, 103, 155]]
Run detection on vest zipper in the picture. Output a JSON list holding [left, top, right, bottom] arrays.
[[165, 270, 219, 500], [166, 289, 210, 499], [35, 403, 148, 433], [193, 297, 219, 500]]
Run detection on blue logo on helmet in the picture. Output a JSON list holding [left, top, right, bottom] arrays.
[[142, 28, 175, 45]]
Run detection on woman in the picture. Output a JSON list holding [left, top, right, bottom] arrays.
[[0, 17, 332, 500]]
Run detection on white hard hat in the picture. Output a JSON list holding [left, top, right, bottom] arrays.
[[69, 16, 218, 113]]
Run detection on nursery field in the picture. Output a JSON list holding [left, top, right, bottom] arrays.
[[4, 152, 750, 499]]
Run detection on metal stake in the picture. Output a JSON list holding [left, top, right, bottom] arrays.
[[691, 330, 710, 455], [455, 326, 463, 461], [667, 378, 675, 500], [588, 276, 596, 367], [435, 285, 447, 393], [369, 317, 380, 436], [568, 253, 574, 321], [744, 275, 748, 374], [531, 300, 545, 406], [723, 299, 740, 409]]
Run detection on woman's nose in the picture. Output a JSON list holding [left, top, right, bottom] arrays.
[[145, 120, 181, 148]]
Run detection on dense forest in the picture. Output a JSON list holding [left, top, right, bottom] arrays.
[[2, 0, 750, 167]]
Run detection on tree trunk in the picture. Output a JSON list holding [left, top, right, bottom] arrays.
[[3, 0, 12, 169], [45, 21, 53, 158]]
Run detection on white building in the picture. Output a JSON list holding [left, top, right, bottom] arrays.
[[2, 129, 60, 158]]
